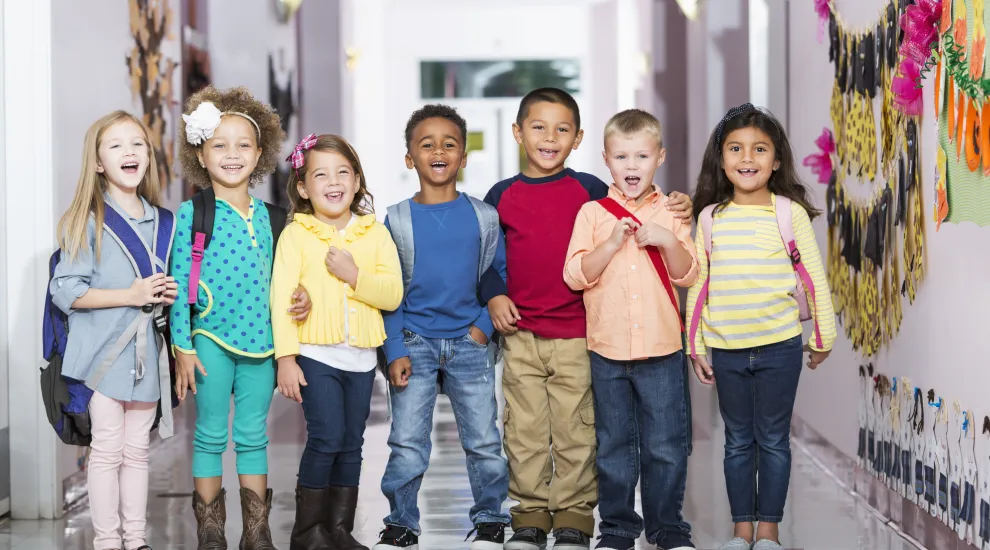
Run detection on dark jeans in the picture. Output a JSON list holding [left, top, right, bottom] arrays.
[[380, 331, 509, 534], [711, 335, 803, 523], [296, 356, 376, 488], [590, 351, 692, 547]]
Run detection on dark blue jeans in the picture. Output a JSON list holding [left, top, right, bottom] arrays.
[[380, 330, 510, 534], [590, 351, 693, 547], [296, 356, 376, 488], [711, 335, 803, 523]]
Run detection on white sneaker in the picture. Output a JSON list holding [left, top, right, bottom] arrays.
[[752, 540, 783, 550], [718, 537, 753, 550]]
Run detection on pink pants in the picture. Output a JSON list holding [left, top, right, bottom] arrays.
[[88, 391, 158, 550]]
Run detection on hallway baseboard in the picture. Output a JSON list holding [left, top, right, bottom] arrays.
[[791, 414, 980, 550]]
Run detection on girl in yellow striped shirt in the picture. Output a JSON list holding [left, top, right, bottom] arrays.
[[685, 104, 836, 550]]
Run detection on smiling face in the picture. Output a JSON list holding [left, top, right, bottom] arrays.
[[96, 119, 151, 192], [721, 126, 780, 201], [197, 115, 262, 188], [297, 150, 358, 224], [604, 130, 666, 202], [513, 101, 584, 178], [405, 117, 467, 188]]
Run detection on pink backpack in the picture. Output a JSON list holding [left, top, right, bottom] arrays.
[[687, 195, 822, 358]]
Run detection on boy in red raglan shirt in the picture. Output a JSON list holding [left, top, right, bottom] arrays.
[[482, 88, 693, 550]]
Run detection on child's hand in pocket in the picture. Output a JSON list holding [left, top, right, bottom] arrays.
[[277, 357, 307, 403], [488, 295, 520, 334], [389, 357, 412, 388], [468, 326, 489, 346]]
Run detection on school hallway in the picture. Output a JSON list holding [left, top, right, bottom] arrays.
[[0, 372, 917, 550]]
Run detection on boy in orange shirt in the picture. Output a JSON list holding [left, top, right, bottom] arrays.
[[563, 109, 698, 550]]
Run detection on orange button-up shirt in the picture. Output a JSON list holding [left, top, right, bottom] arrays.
[[564, 185, 698, 361]]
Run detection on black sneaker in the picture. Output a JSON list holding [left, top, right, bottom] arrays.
[[553, 528, 592, 549], [504, 526, 548, 550], [372, 524, 419, 549], [467, 522, 507, 549], [595, 534, 634, 550]]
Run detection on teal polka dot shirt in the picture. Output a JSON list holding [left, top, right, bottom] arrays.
[[169, 197, 275, 358]]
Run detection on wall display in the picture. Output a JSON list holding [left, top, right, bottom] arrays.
[[269, 51, 296, 208], [127, 0, 179, 196], [934, 0, 990, 227], [911, 388, 928, 507], [820, 0, 928, 358]]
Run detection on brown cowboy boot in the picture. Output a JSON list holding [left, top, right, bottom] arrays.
[[238, 488, 277, 550], [326, 486, 368, 550], [193, 489, 228, 550]]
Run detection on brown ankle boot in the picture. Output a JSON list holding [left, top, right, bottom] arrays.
[[289, 485, 333, 550], [238, 488, 277, 550], [326, 486, 368, 550], [193, 489, 228, 550]]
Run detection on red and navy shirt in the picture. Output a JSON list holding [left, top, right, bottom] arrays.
[[480, 168, 608, 339]]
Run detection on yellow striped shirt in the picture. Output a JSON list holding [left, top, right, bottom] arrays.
[[685, 196, 836, 354]]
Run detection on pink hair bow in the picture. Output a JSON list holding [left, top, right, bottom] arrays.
[[286, 133, 318, 176], [802, 128, 835, 185]]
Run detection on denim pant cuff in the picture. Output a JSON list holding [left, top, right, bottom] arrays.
[[731, 515, 759, 523], [757, 515, 783, 523], [600, 527, 641, 540]]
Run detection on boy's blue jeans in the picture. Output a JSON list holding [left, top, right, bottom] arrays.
[[710, 335, 803, 523], [590, 350, 693, 548], [380, 330, 510, 534]]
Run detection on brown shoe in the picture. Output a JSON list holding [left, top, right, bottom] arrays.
[[193, 489, 228, 550], [326, 486, 368, 550], [289, 485, 333, 550], [238, 488, 277, 550]]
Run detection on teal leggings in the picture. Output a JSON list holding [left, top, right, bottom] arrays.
[[191, 335, 275, 478]]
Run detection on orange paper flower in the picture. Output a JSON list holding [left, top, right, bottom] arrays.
[[972, 35, 986, 78]]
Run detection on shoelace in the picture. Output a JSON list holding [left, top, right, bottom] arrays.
[[512, 527, 544, 538], [465, 523, 505, 541], [554, 528, 587, 540], [379, 525, 413, 543]]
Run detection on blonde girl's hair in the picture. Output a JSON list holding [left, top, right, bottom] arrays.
[[286, 134, 375, 218], [57, 111, 162, 260]]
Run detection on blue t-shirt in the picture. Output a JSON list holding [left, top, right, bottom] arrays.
[[382, 193, 507, 363]]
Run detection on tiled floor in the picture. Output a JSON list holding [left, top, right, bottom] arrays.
[[1, 371, 919, 549]]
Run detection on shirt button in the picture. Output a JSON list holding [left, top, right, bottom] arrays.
[[631, 265, 637, 270], [633, 324, 640, 329], [130, 369, 136, 374], [632, 294, 638, 300], [350, 308, 356, 313]]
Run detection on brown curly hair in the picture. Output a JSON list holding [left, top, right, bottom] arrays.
[[286, 134, 375, 217], [178, 86, 286, 189]]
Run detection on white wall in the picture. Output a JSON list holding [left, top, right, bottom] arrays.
[[787, 0, 990, 464], [208, 0, 299, 203], [298, 0, 343, 136], [342, 0, 610, 217], [52, 0, 183, 215], [0, 0, 10, 516]]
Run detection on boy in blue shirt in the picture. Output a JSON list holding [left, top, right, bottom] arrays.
[[374, 104, 513, 550]]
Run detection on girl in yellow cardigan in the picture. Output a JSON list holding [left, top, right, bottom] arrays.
[[271, 133, 402, 550]]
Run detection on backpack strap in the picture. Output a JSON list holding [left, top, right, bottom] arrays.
[[596, 197, 683, 332], [466, 195, 499, 281], [87, 203, 177, 437], [688, 204, 717, 358], [264, 201, 288, 252], [387, 199, 415, 293], [188, 188, 216, 304], [774, 196, 823, 350]]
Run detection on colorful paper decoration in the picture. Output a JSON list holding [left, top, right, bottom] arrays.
[[822, 0, 927, 358], [934, 0, 990, 227]]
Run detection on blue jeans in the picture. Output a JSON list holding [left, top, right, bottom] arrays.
[[711, 335, 803, 523], [296, 356, 375, 488], [590, 351, 692, 547], [380, 330, 510, 534]]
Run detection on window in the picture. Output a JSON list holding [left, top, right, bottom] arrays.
[[421, 60, 581, 99]]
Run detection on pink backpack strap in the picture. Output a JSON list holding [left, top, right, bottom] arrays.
[[688, 205, 717, 358], [187, 232, 206, 305], [774, 196, 823, 349]]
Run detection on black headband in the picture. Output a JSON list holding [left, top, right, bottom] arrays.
[[713, 102, 783, 152]]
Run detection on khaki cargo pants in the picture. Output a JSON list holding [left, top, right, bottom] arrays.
[[502, 330, 598, 535]]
